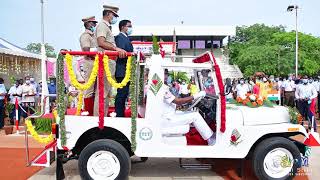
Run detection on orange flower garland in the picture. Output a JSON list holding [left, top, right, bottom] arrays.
[[235, 93, 272, 108]]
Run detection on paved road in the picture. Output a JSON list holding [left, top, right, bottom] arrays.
[[30, 158, 225, 180], [29, 148, 320, 180]]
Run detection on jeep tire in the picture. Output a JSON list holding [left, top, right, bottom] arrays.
[[252, 137, 301, 180], [78, 139, 131, 180]]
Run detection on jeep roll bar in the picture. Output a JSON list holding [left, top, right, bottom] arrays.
[[60, 50, 136, 57]]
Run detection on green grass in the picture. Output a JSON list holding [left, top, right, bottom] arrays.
[[34, 118, 52, 133]]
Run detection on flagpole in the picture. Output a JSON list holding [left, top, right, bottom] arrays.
[[40, 0, 49, 113]]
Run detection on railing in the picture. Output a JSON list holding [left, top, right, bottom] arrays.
[[25, 96, 52, 166]]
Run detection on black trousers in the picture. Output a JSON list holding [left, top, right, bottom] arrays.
[[115, 77, 130, 117], [318, 92, 320, 116], [0, 100, 4, 128], [284, 91, 295, 107]]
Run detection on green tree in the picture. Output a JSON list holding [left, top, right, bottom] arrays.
[[229, 24, 320, 77], [168, 71, 190, 83], [25, 43, 57, 57]]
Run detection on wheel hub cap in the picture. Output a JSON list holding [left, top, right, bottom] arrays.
[[87, 151, 120, 180], [263, 148, 294, 178]]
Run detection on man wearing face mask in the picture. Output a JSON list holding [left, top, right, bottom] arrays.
[[94, 5, 127, 116], [79, 16, 98, 116], [8, 80, 22, 124], [258, 77, 271, 99], [114, 20, 133, 117], [21, 77, 35, 118], [235, 78, 249, 100], [282, 75, 296, 107], [295, 76, 318, 131], [0, 78, 7, 129]]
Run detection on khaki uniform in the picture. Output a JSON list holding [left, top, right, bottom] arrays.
[[79, 29, 97, 98], [94, 19, 117, 116]]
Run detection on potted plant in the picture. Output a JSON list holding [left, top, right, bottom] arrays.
[[3, 118, 13, 135], [3, 103, 14, 135]]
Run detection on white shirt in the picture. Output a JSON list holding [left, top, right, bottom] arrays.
[[282, 80, 295, 91], [235, 84, 249, 99], [0, 84, 7, 100], [179, 83, 189, 95], [21, 84, 35, 102], [277, 81, 283, 90], [163, 86, 176, 115], [312, 81, 320, 92], [8, 85, 22, 104], [120, 32, 128, 37], [295, 83, 318, 100]]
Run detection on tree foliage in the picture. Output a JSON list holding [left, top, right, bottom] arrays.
[[25, 43, 57, 58], [229, 24, 320, 77]]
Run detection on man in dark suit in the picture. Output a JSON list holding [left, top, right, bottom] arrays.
[[115, 20, 133, 117]]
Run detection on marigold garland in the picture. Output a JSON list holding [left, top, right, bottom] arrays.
[[65, 53, 99, 91], [76, 91, 84, 115], [103, 55, 131, 89], [25, 119, 54, 144], [233, 93, 274, 108]]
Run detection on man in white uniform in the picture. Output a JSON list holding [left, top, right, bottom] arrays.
[[8, 80, 22, 124], [295, 76, 318, 131], [235, 79, 249, 99], [162, 86, 216, 145], [21, 77, 36, 117], [282, 76, 296, 107]]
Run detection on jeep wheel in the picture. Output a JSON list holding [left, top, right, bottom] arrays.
[[78, 139, 131, 180], [252, 137, 301, 180]]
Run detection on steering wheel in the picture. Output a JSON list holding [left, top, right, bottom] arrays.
[[205, 94, 219, 100], [185, 96, 205, 111]]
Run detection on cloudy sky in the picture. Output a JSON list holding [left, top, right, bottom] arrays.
[[0, 0, 319, 51]]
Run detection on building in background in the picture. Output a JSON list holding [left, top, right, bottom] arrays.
[[113, 26, 243, 79], [0, 38, 41, 87]]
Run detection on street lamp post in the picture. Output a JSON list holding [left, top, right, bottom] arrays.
[[287, 5, 299, 77]]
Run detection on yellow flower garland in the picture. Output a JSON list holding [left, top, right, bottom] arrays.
[[76, 91, 84, 115], [65, 53, 99, 91], [25, 119, 54, 144], [103, 55, 131, 89]]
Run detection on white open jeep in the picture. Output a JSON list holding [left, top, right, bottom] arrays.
[[25, 51, 318, 180]]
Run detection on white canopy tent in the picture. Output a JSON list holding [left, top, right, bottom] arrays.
[[0, 38, 41, 87]]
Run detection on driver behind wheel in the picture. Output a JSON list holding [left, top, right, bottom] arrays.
[[162, 85, 216, 145]]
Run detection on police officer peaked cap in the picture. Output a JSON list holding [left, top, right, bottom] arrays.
[[103, 5, 119, 17], [82, 16, 98, 23]]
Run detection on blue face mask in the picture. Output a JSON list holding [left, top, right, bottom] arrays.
[[90, 26, 96, 32], [111, 16, 118, 24], [127, 27, 133, 35]]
